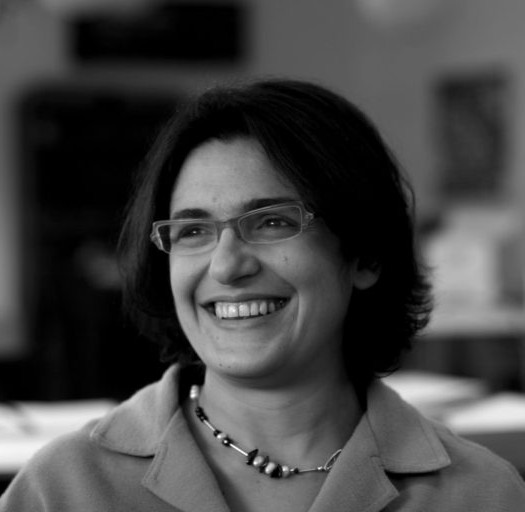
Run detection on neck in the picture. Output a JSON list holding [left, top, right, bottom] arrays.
[[191, 368, 363, 467]]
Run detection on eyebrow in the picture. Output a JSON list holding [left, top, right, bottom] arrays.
[[169, 196, 298, 220]]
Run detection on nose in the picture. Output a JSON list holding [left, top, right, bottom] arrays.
[[208, 228, 261, 284]]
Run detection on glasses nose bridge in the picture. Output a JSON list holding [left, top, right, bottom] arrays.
[[214, 216, 245, 244]]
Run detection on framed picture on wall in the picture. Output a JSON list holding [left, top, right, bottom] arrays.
[[434, 70, 510, 200]]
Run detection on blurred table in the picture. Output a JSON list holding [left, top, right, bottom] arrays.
[[0, 399, 115, 488], [406, 303, 525, 392]]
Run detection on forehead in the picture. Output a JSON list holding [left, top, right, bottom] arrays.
[[169, 138, 300, 215]]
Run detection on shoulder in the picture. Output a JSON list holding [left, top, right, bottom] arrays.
[[403, 417, 525, 510], [23, 419, 108, 473], [0, 422, 105, 510], [14, 418, 135, 488], [435, 421, 525, 485], [369, 382, 525, 510]]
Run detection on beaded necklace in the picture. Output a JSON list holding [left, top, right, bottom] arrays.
[[190, 384, 342, 479]]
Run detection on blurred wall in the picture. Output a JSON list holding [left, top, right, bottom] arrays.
[[0, 0, 524, 357], [341, 0, 525, 217]]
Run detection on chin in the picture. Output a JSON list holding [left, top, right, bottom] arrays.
[[205, 350, 289, 382]]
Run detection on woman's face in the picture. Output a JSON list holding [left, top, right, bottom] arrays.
[[168, 137, 376, 386]]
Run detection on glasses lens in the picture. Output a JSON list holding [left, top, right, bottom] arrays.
[[157, 221, 216, 253], [240, 205, 303, 243]]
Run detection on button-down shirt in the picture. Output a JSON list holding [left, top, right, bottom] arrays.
[[2, 365, 525, 511]]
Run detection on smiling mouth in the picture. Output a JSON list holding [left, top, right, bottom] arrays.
[[210, 299, 288, 320]]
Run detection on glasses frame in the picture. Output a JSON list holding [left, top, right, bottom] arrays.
[[150, 201, 315, 255]]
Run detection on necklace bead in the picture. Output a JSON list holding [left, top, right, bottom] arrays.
[[189, 385, 200, 400], [252, 455, 265, 468]]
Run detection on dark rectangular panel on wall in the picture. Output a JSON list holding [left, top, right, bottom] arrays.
[[71, 3, 246, 62], [17, 84, 177, 401]]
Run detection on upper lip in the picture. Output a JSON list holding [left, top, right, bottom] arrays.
[[201, 294, 289, 306]]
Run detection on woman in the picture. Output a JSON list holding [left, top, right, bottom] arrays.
[[2, 78, 525, 511]]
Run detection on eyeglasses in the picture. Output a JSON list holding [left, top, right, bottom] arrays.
[[150, 201, 315, 255]]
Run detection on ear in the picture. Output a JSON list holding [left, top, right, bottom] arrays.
[[350, 258, 381, 291]]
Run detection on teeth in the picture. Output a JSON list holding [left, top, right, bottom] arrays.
[[214, 300, 286, 319], [227, 304, 239, 318]]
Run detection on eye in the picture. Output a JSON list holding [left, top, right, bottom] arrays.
[[255, 213, 301, 231], [239, 205, 304, 242], [258, 215, 293, 229], [169, 222, 216, 248], [177, 224, 207, 239]]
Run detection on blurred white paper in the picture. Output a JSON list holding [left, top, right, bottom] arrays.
[[385, 371, 487, 419], [0, 400, 115, 473], [13, 400, 115, 436], [445, 393, 525, 433]]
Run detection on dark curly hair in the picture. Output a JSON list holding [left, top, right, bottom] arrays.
[[118, 77, 433, 388]]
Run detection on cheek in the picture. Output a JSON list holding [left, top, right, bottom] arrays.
[[277, 251, 331, 301], [168, 262, 181, 300], [293, 248, 353, 306], [169, 260, 198, 310]]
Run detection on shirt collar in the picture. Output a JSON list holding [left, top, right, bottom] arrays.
[[91, 365, 230, 512], [90, 364, 181, 456], [365, 379, 451, 473]]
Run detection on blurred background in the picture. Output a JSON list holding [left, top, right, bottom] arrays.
[[0, 0, 524, 485]]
